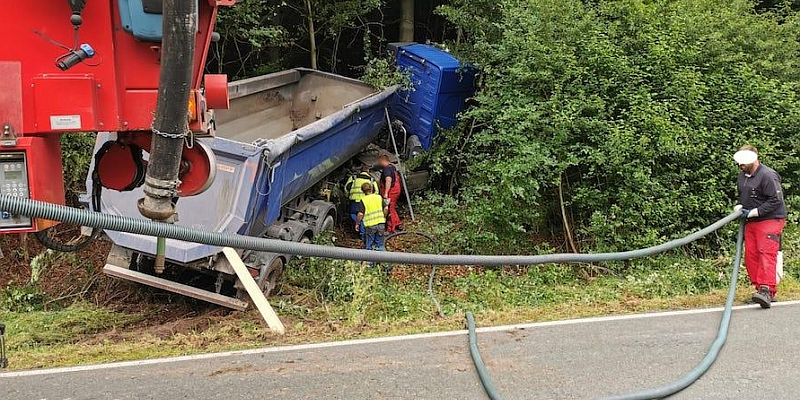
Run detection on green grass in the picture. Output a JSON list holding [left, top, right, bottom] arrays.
[[2, 217, 798, 371], [1, 303, 142, 348], [4, 275, 800, 371]]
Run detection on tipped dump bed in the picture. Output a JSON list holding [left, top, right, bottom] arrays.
[[92, 69, 396, 263], [214, 69, 376, 144]]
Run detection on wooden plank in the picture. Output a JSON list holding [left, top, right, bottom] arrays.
[[223, 247, 286, 334], [103, 265, 249, 311]]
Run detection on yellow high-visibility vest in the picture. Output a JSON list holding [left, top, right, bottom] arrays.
[[346, 173, 378, 201], [362, 193, 386, 227]]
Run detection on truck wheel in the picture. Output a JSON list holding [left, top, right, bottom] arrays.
[[258, 257, 285, 297], [321, 215, 335, 232]]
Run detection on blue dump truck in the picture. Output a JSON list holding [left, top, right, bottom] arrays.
[[90, 44, 477, 309]]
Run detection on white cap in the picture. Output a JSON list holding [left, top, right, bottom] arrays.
[[733, 150, 758, 165]]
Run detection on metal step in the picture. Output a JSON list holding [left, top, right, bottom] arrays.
[[103, 265, 249, 311]]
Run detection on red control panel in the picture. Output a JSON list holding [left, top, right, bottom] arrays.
[[0, 136, 65, 233]]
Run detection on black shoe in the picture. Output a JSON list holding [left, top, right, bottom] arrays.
[[751, 285, 772, 309]]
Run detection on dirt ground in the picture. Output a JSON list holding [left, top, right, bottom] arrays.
[[0, 207, 452, 342]]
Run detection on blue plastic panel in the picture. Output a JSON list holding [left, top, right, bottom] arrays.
[[118, 0, 163, 42], [392, 44, 476, 150]]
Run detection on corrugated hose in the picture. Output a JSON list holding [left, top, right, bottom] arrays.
[[0, 196, 744, 399]]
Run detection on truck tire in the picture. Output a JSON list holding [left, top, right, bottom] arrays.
[[321, 215, 335, 232], [258, 257, 285, 297]]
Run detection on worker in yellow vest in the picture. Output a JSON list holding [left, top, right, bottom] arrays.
[[354, 182, 389, 252], [345, 165, 378, 240]]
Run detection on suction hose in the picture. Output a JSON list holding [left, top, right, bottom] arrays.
[[466, 221, 745, 400], [0, 196, 740, 266], [0, 196, 744, 399], [596, 220, 744, 400], [467, 311, 502, 400]]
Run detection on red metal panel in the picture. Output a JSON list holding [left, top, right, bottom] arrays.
[[1, 1, 118, 135], [0, 136, 65, 233], [0, 62, 23, 133], [33, 75, 99, 132], [1, 1, 226, 135]]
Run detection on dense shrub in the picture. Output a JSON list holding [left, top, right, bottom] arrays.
[[60, 134, 95, 205], [434, 0, 800, 252]]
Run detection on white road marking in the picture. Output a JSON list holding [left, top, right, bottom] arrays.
[[2, 300, 798, 378]]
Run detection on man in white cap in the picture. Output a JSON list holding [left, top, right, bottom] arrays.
[[734, 145, 787, 308]]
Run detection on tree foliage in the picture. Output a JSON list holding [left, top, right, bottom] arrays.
[[212, 0, 288, 78], [434, 0, 800, 252], [278, 0, 384, 72]]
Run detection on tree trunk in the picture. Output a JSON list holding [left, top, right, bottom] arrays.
[[400, 0, 414, 42], [268, 12, 281, 65], [306, 0, 317, 70]]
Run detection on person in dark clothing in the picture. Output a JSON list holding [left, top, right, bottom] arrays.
[[734, 145, 787, 308], [379, 155, 403, 232]]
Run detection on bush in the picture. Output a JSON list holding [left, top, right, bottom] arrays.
[[435, 0, 800, 253], [60, 134, 95, 205]]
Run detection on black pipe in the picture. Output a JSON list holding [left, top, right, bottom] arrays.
[[138, 0, 197, 221]]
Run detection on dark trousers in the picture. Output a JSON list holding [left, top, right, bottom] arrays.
[[365, 223, 386, 251], [349, 202, 365, 240]]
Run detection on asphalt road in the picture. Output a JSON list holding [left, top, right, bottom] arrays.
[[3, 302, 800, 400]]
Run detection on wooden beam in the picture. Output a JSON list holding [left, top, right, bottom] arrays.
[[223, 247, 286, 334], [103, 265, 249, 311]]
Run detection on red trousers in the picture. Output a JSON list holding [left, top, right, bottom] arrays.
[[744, 218, 785, 296], [382, 180, 402, 233]]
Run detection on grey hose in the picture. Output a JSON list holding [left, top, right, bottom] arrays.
[[467, 311, 503, 400], [465, 221, 745, 400], [386, 231, 445, 318], [0, 197, 740, 266], [0, 196, 744, 399], [594, 220, 745, 400]]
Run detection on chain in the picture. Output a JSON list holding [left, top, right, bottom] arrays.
[[151, 127, 187, 139], [152, 127, 194, 149], [185, 130, 194, 149]]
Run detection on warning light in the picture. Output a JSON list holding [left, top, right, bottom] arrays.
[[188, 93, 197, 122]]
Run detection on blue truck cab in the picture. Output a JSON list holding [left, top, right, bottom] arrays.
[[391, 44, 477, 151]]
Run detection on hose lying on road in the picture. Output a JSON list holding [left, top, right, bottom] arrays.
[[0, 196, 744, 399], [466, 221, 745, 400], [467, 311, 503, 400]]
